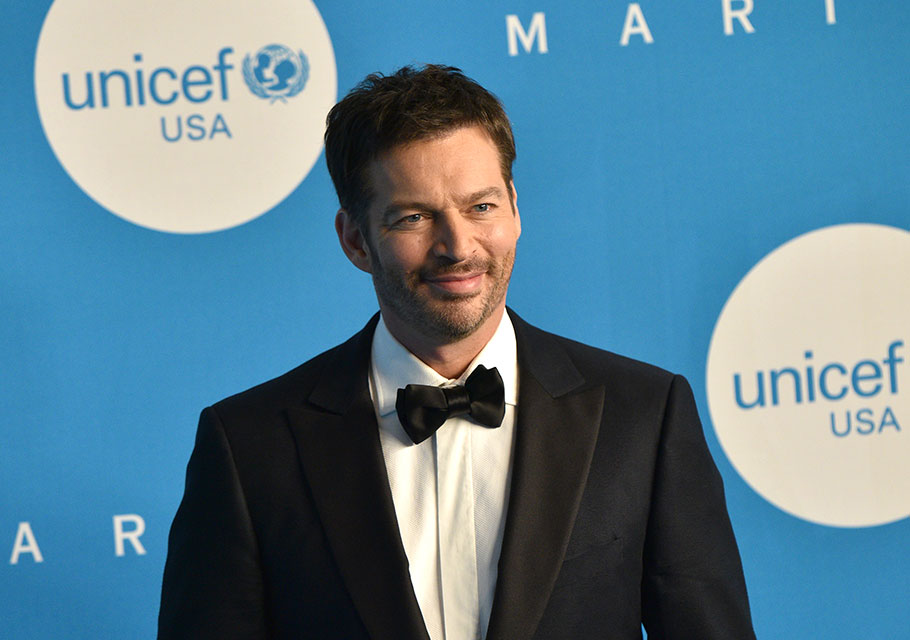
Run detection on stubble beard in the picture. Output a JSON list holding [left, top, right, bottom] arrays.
[[371, 250, 516, 343]]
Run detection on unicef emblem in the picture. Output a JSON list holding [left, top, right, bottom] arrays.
[[707, 224, 910, 527], [243, 44, 309, 103], [35, 0, 336, 233]]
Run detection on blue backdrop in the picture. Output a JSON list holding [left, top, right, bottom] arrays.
[[2, 1, 907, 637]]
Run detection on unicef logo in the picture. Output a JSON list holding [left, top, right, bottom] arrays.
[[706, 224, 910, 528], [243, 45, 309, 103], [34, 0, 336, 233]]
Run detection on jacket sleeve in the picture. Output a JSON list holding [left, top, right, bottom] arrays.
[[158, 407, 269, 639], [641, 375, 756, 639]]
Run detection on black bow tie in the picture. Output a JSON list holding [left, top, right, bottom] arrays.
[[395, 365, 506, 445]]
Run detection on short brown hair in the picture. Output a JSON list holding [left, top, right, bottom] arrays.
[[324, 64, 516, 226]]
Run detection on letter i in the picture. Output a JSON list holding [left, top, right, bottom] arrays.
[[805, 351, 816, 402], [134, 54, 145, 106]]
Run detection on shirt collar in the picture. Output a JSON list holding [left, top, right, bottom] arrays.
[[370, 311, 519, 417]]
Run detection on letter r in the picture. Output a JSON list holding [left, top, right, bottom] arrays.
[[113, 514, 147, 557], [722, 0, 755, 35]]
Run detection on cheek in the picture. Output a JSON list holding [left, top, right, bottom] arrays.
[[482, 221, 520, 256], [377, 237, 431, 271]]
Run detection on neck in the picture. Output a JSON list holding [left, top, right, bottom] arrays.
[[382, 306, 505, 379]]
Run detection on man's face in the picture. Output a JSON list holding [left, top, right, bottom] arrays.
[[351, 125, 521, 347]]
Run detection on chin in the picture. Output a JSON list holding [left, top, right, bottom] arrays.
[[419, 299, 500, 341]]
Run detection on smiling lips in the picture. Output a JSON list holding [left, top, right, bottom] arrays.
[[423, 271, 486, 295]]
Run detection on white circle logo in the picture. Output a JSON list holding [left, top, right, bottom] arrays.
[[707, 224, 910, 527], [35, 0, 336, 233]]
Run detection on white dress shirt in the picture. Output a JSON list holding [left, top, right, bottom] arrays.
[[369, 312, 519, 640]]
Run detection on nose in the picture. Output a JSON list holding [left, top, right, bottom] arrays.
[[432, 212, 474, 263]]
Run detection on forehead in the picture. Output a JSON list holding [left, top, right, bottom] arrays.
[[366, 126, 506, 206]]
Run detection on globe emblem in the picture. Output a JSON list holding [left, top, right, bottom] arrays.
[[242, 44, 309, 103]]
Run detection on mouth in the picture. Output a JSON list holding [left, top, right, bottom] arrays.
[[423, 271, 485, 295]]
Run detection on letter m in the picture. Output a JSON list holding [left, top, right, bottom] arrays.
[[506, 12, 548, 56]]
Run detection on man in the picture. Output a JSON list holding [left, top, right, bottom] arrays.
[[159, 65, 756, 639]]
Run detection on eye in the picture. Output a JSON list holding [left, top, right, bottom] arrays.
[[473, 203, 491, 213], [393, 213, 424, 227]]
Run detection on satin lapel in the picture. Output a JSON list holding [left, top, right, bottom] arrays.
[[486, 312, 606, 640], [286, 317, 430, 640]]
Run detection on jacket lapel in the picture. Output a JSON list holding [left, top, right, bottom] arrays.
[[486, 311, 606, 640], [286, 316, 430, 640]]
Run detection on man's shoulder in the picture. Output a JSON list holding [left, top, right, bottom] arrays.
[[510, 311, 679, 394], [548, 328, 671, 379], [209, 317, 376, 419], [211, 346, 332, 412]]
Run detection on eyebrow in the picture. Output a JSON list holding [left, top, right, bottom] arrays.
[[380, 186, 506, 221], [461, 186, 505, 204]]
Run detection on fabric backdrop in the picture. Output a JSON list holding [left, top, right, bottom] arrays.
[[2, 1, 907, 637]]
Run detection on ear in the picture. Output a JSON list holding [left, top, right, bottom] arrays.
[[510, 181, 521, 239], [335, 209, 373, 274]]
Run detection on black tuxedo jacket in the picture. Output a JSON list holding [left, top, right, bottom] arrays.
[[159, 311, 755, 639]]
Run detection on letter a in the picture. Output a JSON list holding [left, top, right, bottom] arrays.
[[10, 522, 43, 564], [113, 514, 147, 557], [620, 3, 654, 46], [506, 13, 548, 56], [879, 407, 901, 433], [722, 0, 755, 35]]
